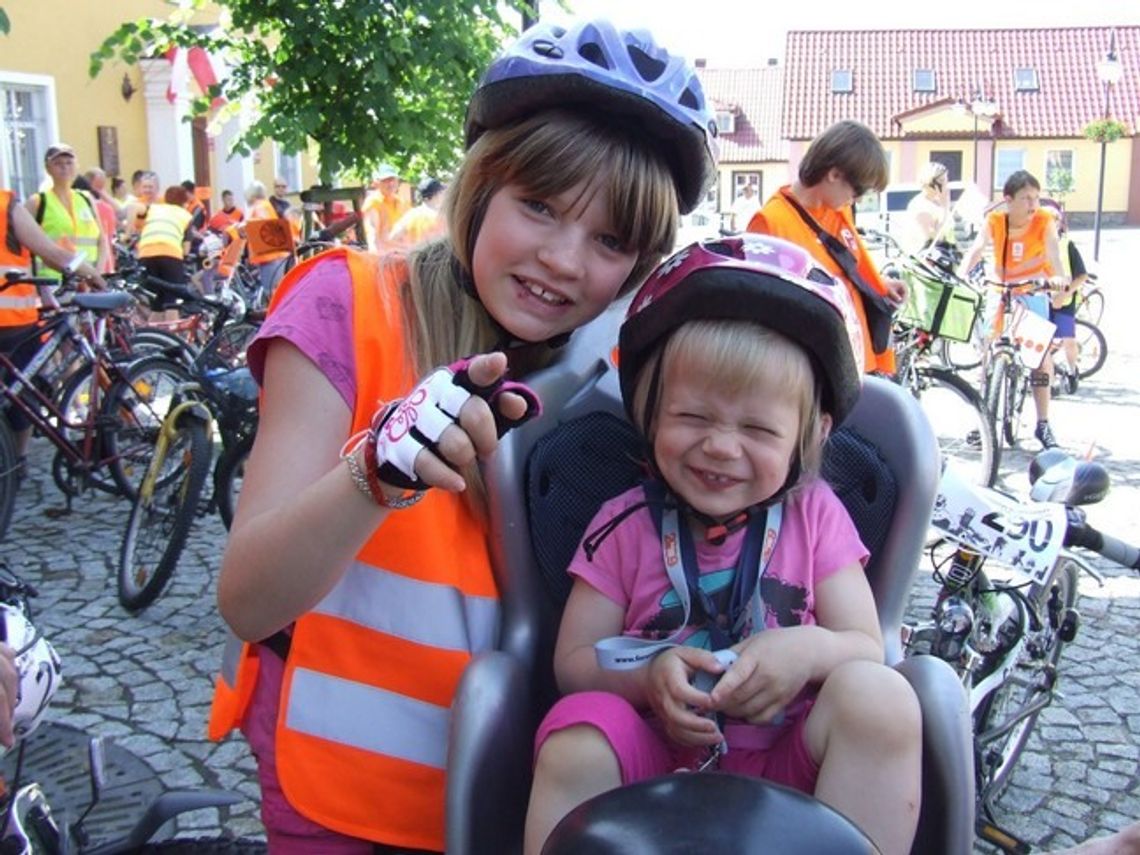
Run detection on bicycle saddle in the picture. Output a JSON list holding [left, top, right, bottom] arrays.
[[1029, 450, 1110, 506]]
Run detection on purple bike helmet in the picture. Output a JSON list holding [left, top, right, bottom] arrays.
[[465, 18, 717, 214], [619, 234, 864, 429]]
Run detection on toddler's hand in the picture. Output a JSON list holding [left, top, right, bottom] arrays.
[[647, 647, 725, 749], [711, 630, 811, 725]]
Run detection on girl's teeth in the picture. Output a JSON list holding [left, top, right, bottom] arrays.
[[524, 281, 566, 305]]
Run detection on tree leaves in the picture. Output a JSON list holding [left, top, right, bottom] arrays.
[[90, 0, 531, 183]]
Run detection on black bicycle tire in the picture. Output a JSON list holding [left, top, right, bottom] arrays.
[[983, 349, 1014, 448], [51, 365, 120, 496], [1005, 361, 1028, 447], [135, 837, 267, 853], [0, 418, 18, 542], [118, 416, 212, 612], [972, 560, 1079, 806], [102, 356, 195, 499], [129, 329, 200, 366], [1075, 287, 1104, 327], [914, 367, 1001, 487], [1074, 319, 1107, 380], [937, 330, 985, 373], [214, 432, 253, 530]]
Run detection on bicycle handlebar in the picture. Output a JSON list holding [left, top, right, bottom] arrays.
[[314, 212, 361, 243], [2, 270, 63, 290], [1064, 509, 1140, 571]]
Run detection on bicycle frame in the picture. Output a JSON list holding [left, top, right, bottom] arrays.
[[135, 397, 214, 503]]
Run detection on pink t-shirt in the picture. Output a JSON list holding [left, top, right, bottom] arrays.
[[247, 254, 358, 408], [571, 478, 868, 644]]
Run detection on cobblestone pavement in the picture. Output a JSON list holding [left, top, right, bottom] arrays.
[[2, 229, 1139, 851]]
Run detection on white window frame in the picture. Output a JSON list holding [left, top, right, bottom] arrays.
[[715, 110, 735, 135], [273, 144, 303, 192], [831, 70, 853, 94], [0, 71, 59, 202], [1014, 68, 1039, 92], [995, 149, 1026, 191], [913, 69, 936, 93]]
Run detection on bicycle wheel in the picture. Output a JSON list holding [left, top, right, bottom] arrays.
[[1074, 319, 1107, 380], [973, 561, 1079, 806], [1005, 366, 1030, 447], [913, 367, 1000, 487], [52, 365, 120, 496], [1075, 287, 1104, 327], [983, 350, 1014, 448], [214, 432, 252, 530], [0, 418, 18, 541], [137, 837, 267, 853], [102, 356, 194, 498], [197, 321, 259, 372], [118, 415, 211, 612], [129, 328, 199, 366]]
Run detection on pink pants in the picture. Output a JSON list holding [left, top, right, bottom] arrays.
[[535, 690, 820, 794]]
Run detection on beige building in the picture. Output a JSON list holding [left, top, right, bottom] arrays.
[[0, 1, 318, 206]]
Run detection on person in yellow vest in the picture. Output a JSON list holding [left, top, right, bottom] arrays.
[[244, 180, 291, 296], [388, 177, 447, 249], [24, 144, 105, 281], [361, 163, 409, 253], [958, 170, 1069, 448], [0, 186, 103, 471], [208, 17, 717, 853], [746, 121, 907, 376], [138, 186, 195, 286]]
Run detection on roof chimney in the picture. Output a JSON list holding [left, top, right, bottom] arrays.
[[694, 58, 706, 68]]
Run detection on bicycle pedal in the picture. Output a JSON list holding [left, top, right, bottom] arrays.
[[976, 818, 1032, 854]]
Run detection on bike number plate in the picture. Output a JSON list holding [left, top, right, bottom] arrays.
[[932, 464, 1067, 584], [1008, 301, 1057, 369]]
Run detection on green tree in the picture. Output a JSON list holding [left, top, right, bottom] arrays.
[[90, 0, 537, 183]]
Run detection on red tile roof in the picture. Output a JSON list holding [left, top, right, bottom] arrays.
[[783, 26, 1140, 141], [696, 65, 787, 162]]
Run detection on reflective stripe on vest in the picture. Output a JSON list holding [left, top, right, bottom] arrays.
[[37, 190, 100, 281], [0, 192, 37, 325], [312, 560, 499, 653], [138, 203, 192, 259]]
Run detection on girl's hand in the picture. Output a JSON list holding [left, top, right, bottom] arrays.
[[646, 647, 726, 748], [710, 630, 813, 724], [374, 352, 537, 494], [0, 644, 19, 749]]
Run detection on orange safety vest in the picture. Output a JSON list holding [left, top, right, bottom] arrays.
[[216, 225, 245, 279], [208, 247, 499, 850], [989, 208, 1054, 282], [748, 187, 895, 374], [0, 190, 37, 327]]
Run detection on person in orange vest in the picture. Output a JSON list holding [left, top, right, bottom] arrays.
[[387, 177, 447, 248], [746, 120, 907, 376], [207, 189, 243, 233], [0, 186, 104, 470], [958, 169, 1068, 448], [244, 180, 291, 296], [361, 163, 409, 252], [208, 17, 717, 853]]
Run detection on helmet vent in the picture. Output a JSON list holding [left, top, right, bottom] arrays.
[[628, 45, 665, 81], [806, 267, 837, 286], [680, 88, 701, 110], [533, 38, 564, 60], [578, 41, 609, 69]]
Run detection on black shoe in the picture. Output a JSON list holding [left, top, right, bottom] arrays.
[[1035, 421, 1058, 449], [1067, 372, 1079, 395], [966, 429, 982, 448]]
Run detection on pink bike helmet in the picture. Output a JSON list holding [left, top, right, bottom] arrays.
[[465, 18, 717, 214], [619, 234, 864, 428]]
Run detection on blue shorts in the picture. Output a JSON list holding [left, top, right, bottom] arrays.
[[1050, 303, 1076, 338]]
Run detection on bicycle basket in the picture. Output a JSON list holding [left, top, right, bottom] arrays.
[[897, 267, 981, 343], [203, 366, 259, 408]]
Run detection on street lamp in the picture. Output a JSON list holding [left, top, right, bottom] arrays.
[[1093, 30, 1122, 262], [969, 88, 998, 186]]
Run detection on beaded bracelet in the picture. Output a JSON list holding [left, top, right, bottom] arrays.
[[339, 430, 424, 510]]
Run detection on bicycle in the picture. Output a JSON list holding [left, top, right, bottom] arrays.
[[117, 315, 259, 612], [0, 273, 190, 534], [0, 563, 265, 853], [867, 230, 1000, 487]]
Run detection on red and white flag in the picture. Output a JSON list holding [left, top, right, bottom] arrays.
[[165, 46, 189, 104], [166, 46, 224, 107]]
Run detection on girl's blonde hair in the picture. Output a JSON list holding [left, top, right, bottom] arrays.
[[919, 161, 949, 191], [395, 108, 681, 513], [630, 320, 829, 494]]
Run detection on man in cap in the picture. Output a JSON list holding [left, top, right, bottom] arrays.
[[361, 163, 409, 252], [25, 145, 105, 280]]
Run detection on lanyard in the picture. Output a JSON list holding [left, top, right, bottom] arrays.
[[595, 502, 782, 671]]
